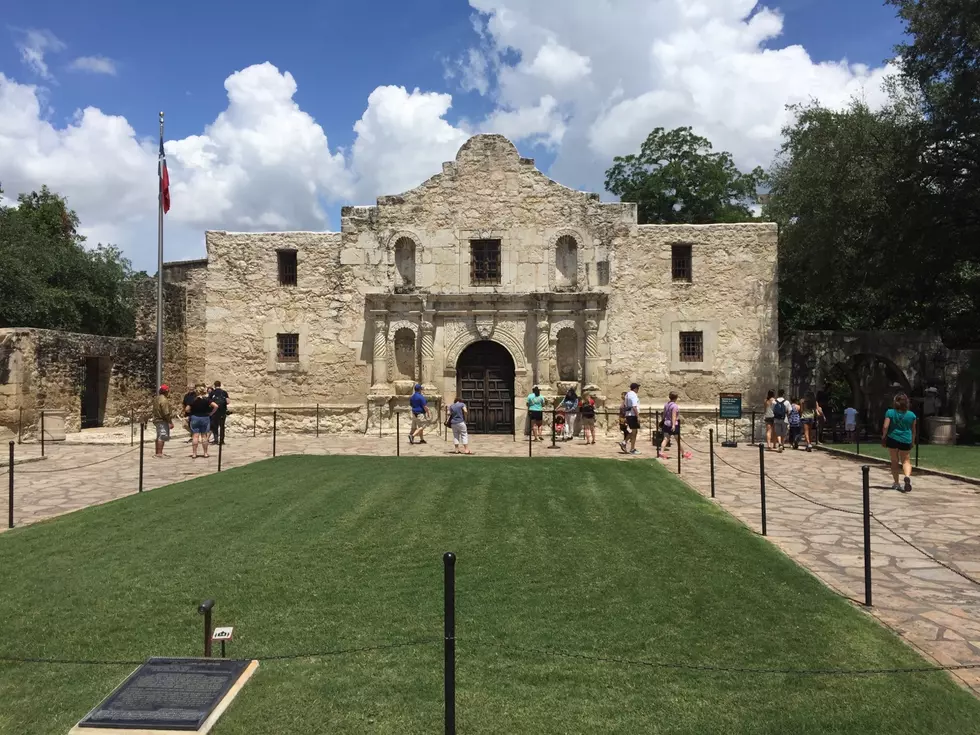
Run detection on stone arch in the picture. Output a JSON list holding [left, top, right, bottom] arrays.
[[556, 327, 580, 381], [555, 234, 578, 287], [392, 327, 417, 381], [394, 237, 416, 288], [445, 322, 528, 376], [387, 320, 419, 383], [549, 229, 587, 290]]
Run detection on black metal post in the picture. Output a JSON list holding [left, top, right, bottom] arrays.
[[862, 465, 872, 607], [272, 410, 277, 457], [252, 403, 257, 437], [221, 640, 226, 658], [396, 412, 401, 457], [759, 442, 767, 536], [528, 418, 533, 458], [549, 409, 560, 450], [649, 407, 653, 443], [709, 428, 716, 498], [443, 552, 456, 735], [8, 441, 13, 529], [199, 600, 215, 658], [40, 410, 45, 457], [676, 424, 682, 475], [316, 403, 320, 438], [138, 423, 145, 492], [751, 410, 756, 445], [217, 438, 223, 472], [654, 410, 660, 448], [513, 410, 516, 443]]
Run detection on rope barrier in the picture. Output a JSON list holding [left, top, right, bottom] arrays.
[[17, 447, 140, 474], [872, 517, 980, 588]]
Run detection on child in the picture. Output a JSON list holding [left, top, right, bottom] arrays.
[[580, 394, 597, 445], [788, 398, 802, 450], [554, 408, 566, 441]]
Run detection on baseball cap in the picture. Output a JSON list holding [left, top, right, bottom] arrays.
[[630, 382, 640, 390], [414, 383, 422, 391], [160, 384, 169, 392]]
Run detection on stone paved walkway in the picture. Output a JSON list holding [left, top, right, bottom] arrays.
[[670, 437, 980, 694], [2, 426, 979, 694]]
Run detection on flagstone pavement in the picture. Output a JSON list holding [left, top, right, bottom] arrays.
[[2, 425, 978, 694]]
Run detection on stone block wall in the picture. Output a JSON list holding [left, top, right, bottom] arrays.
[[0, 328, 155, 435]]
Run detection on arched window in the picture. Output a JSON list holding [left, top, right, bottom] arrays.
[[555, 235, 578, 287], [393, 328, 417, 381], [556, 327, 580, 381], [394, 237, 416, 288]]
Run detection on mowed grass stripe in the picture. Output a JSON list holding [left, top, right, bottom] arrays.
[[0, 456, 977, 734]]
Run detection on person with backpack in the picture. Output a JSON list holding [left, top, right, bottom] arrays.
[[658, 392, 680, 459], [580, 394, 597, 445], [772, 389, 790, 452], [209, 380, 230, 446], [788, 397, 802, 450]]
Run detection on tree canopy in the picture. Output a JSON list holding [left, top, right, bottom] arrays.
[[0, 185, 145, 337], [604, 127, 766, 225]]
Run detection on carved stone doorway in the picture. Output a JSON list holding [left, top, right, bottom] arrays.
[[456, 341, 515, 434]]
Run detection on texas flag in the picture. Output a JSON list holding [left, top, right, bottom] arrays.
[[159, 136, 171, 214]]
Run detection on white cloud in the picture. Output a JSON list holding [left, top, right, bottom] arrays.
[[15, 28, 65, 80], [350, 85, 470, 200], [480, 95, 566, 147], [460, 0, 896, 192], [69, 55, 118, 76]]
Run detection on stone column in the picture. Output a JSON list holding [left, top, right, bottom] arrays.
[[420, 318, 436, 390], [584, 318, 602, 391], [371, 315, 388, 391], [535, 314, 551, 387]]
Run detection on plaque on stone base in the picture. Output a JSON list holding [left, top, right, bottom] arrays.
[[70, 657, 258, 734]]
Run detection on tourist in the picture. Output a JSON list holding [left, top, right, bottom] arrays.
[[526, 386, 546, 441], [554, 407, 566, 441], [800, 393, 824, 451], [151, 385, 173, 458], [446, 395, 472, 455], [210, 380, 230, 446], [618, 392, 630, 445], [561, 387, 578, 440], [182, 385, 196, 442], [659, 391, 680, 459], [882, 393, 917, 493], [763, 389, 776, 448], [844, 404, 858, 443], [580, 394, 597, 445], [409, 384, 430, 445], [185, 385, 218, 459], [620, 382, 641, 455], [788, 397, 802, 450], [772, 389, 790, 452]]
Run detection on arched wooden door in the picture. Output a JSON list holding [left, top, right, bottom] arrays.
[[456, 341, 515, 434]]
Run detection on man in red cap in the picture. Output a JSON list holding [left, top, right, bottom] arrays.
[[151, 385, 174, 457]]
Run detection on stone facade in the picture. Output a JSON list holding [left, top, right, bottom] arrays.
[[159, 134, 778, 435], [0, 328, 155, 437]]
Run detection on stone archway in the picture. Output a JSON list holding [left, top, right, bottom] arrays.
[[456, 341, 515, 435]]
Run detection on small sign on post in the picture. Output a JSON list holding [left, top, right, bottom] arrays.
[[719, 392, 742, 448]]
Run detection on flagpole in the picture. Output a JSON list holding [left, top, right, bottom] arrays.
[[156, 111, 165, 391]]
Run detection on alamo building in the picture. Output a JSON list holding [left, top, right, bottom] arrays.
[[0, 134, 778, 438]]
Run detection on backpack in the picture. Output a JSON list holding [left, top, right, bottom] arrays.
[[788, 406, 801, 427], [772, 398, 787, 420], [581, 401, 595, 419]]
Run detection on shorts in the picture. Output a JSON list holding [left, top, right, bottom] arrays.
[[801, 417, 814, 425], [581, 417, 595, 428], [154, 421, 170, 442], [190, 415, 211, 435], [529, 411, 543, 422], [845, 423, 856, 432], [661, 423, 678, 436], [773, 419, 788, 439], [626, 416, 640, 430], [764, 417, 775, 425], [885, 436, 913, 452], [411, 413, 426, 431]]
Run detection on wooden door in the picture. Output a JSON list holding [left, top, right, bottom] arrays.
[[456, 342, 515, 434]]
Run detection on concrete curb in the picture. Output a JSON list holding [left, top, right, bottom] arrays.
[[816, 445, 980, 488], [0, 455, 48, 469]]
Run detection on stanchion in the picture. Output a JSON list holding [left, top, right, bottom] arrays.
[[758, 443, 767, 536], [549, 409, 559, 450], [443, 552, 456, 735], [8, 441, 13, 529], [649, 407, 653, 443], [397, 412, 401, 457], [138, 423, 145, 493], [40, 410, 45, 457], [252, 404, 257, 437], [653, 410, 660, 447], [676, 425, 682, 475], [528, 420, 533, 458], [272, 410, 278, 457], [709, 428, 715, 498], [513, 410, 516, 443], [199, 600, 215, 658], [862, 465, 872, 607], [316, 403, 320, 438], [751, 410, 756, 445], [217, 438, 223, 472]]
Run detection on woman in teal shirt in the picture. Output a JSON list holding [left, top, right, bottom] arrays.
[[881, 393, 917, 494]]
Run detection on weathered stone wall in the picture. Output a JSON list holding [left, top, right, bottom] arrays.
[[606, 223, 779, 407], [0, 328, 154, 435]]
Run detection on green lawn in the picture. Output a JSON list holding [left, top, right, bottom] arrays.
[[827, 442, 980, 478], [1, 457, 978, 735]]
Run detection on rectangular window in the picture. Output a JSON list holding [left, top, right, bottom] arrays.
[[679, 331, 704, 363], [278, 250, 297, 286], [671, 244, 692, 282], [277, 333, 300, 362], [470, 239, 502, 285]]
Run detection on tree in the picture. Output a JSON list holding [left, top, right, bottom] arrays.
[[0, 185, 144, 337], [887, 0, 980, 345], [604, 127, 767, 224]]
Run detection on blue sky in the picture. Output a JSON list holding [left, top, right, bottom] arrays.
[[0, 0, 907, 269]]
